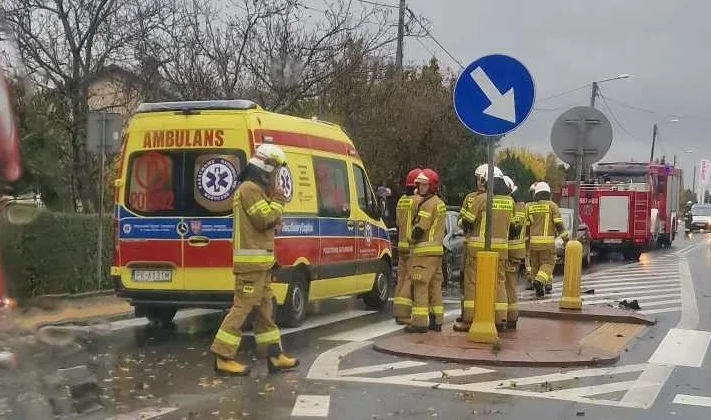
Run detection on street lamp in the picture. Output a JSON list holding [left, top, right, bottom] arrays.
[[590, 74, 631, 107]]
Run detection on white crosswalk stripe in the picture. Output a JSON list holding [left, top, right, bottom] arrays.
[[519, 256, 682, 315]]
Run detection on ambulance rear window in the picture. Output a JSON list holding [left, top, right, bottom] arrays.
[[125, 149, 246, 216]]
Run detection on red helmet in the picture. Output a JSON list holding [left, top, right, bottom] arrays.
[[416, 168, 439, 193], [405, 168, 422, 188]]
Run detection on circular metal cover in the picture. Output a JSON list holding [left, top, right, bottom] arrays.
[[550, 106, 613, 166]]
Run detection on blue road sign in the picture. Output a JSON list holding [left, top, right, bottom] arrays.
[[453, 54, 535, 137]]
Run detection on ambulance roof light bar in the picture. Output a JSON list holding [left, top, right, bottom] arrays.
[[136, 100, 261, 113]]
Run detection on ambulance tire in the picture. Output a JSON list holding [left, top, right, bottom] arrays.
[[363, 262, 391, 310], [277, 273, 308, 328], [143, 307, 177, 328]]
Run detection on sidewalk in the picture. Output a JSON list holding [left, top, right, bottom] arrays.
[[0, 293, 132, 333]]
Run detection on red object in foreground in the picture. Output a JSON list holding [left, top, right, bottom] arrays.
[[0, 70, 22, 306]]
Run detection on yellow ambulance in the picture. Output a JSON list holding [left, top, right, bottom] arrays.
[[112, 100, 392, 327]]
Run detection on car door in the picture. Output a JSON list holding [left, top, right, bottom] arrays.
[[182, 149, 246, 291], [310, 156, 357, 299], [351, 163, 382, 288]]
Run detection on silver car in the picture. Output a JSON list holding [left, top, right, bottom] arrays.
[[555, 208, 592, 267]]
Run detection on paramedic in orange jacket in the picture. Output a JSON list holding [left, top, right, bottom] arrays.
[[210, 144, 299, 375]]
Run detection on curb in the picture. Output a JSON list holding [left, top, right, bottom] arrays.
[[517, 302, 656, 325]]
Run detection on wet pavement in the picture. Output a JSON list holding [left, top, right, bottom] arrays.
[[1, 233, 710, 419]]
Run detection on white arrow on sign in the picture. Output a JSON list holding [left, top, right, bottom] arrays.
[[470, 67, 516, 123]]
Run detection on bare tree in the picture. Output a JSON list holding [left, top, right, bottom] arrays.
[[2, 0, 168, 211]]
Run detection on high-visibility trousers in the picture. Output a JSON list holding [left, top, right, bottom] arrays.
[[393, 252, 413, 319], [210, 269, 281, 360], [529, 247, 555, 286], [461, 246, 476, 323], [410, 255, 442, 328], [494, 251, 508, 326], [428, 260, 444, 325], [505, 258, 521, 323]]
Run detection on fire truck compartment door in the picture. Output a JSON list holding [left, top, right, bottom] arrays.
[[599, 196, 629, 233]]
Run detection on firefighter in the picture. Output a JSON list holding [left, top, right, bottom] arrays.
[[407, 169, 447, 333], [503, 176, 525, 329], [210, 144, 299, 376], [454, 166, 513, 332], [393, 168, 422, 325], [524, 182, 538, 290], [527, 181, 568, 299]]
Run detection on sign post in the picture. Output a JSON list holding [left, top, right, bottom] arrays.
[[86, 111, 122, 289], [453, 54, 535, 342], [551, 106, 612, 310]]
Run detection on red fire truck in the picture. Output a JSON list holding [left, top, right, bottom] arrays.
[[561, 161, 682, 260]]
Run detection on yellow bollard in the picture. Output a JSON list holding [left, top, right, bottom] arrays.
[[468, 251, 499, 343], [559, 240, 583, 310]]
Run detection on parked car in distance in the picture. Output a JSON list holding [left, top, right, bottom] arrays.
[[442, 207, 465, 287], [555, 208, 592, 267], [688, 203, 711, 232]]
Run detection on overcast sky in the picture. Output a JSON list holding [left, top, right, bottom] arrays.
[[400, 0, 711, 190]]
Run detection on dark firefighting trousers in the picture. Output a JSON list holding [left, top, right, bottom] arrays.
[[210, 270, 281, 359], [410, 255, 443, 328]]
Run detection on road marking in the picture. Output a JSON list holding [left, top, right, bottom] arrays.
[[673, 394, 711, 407], [382, 367, 495, 382], [648, 328, 711, 367], [638, 307, 682, 315], [113, 407, 180, 420], [545, 380, 638, 398], [558, 278, 680, 288], [322, 309, 458, 342], [621, 257, 699, 408], [338, 361, 426, 376], [291, 395, 330, 417], [262, 310, 375, 338]]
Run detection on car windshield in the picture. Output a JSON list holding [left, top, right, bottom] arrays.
[[594, 174, 647, 184], [691, 206, 711, 216]]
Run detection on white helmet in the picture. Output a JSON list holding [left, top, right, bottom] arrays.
[[249, 144, 287, 173], [534, 181, 551, 195], [529, 182, 538, 192], [503, 176, 517, 194], [474, 164, 503, 180]]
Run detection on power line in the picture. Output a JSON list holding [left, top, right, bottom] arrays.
[[602, 96, 656, 115], [406, 7, 464, 69], [536, 83, 591, 102], [354, 0, 400, 9], [598, 90, 638, 140], [414, 37, 437, 60]]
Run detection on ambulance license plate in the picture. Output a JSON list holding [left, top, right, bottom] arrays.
[[132, 270, 172, 282], [604, 239, 622, 244]]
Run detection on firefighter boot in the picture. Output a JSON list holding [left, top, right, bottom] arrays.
[[545, 284, 553, 294], [404, 325, 428, 334], [532, 280, 545, 299], [215, 357, 251, 376], [267, 344, 300, 374], [428, 314, 441, 332]]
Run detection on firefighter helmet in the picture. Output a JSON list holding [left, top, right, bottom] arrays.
[[416, 168, 440, 193], [405, 168, 423, 188], [249, 144, 287, 173], [474, 164, 503, 180], [503, 176, 517, 194], [534, 181, 551, 195]]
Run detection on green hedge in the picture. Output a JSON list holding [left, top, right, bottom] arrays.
[[1, 212, 113, 301]]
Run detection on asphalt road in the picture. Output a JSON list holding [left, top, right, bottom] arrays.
[[1, 232, 710, 420]]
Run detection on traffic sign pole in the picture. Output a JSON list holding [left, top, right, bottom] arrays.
[[452, 54, 535, 343], [484, 138, 499, 251]]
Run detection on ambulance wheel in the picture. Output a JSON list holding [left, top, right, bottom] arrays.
[[144, 307, 177, 328], [363, 262, 391, 310], [277, 274, 308, 328]]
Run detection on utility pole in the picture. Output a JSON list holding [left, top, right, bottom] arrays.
[[590, 81, 599, 108], [649, 123, 658, 162], [395, 0, 406, 73], [692, 165, 697, 197]]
